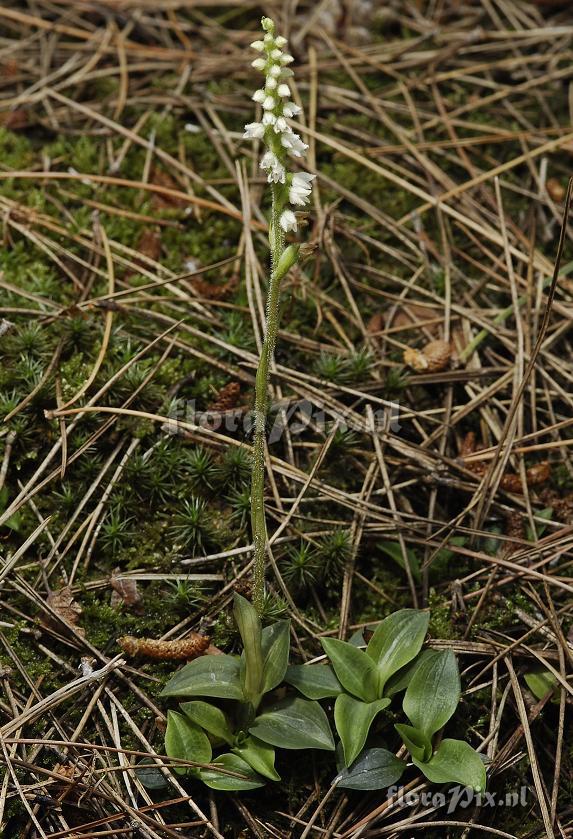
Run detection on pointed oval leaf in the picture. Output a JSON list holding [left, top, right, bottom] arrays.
[[261, 620, 290, 693], [135, 760, 169, 790], [348, 629, 366, 647], [334, 694, 390, 767], [366, 609, 429, 693], [165, 710, 211, 775], [234, 593, 263, 704], [413, 738, 486, 792], [378, 541, 421, 583], [385, 649, 434, 697], [200, 753, 265, 791], [249, 696, 335, 751], [524, 670, 557, 702], [285, 664, 343, 699], [403, 649, 460, 738], [321, 638, 379, 702], [233, 735, 280, 781], [180, 700, 234, 744], [334, 748, 406, 791], [395, 723, 431, 763], [161, 654, 243, 700]]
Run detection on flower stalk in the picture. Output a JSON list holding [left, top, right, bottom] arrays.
[[244, 17, 315, 613]]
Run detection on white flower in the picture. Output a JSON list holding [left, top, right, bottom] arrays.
[[243, 122, 265, 139], [262, 112, 277, 126], [280, 54, 294, 65], [281, 131, 308, 156], [273, 117, 289, 133], [289, 172, 315, 205], [260, 151, 286, 183], [270, 49, 282, 60], [277, 84, 291, 97], [280, 209, 298, 232], [263, 32, 274, 44], [252, 89, 265, 103], [275, 36, 287, 48], [262, 95, 275, 110], [268, 165, 286, 183], [282, 101, 301, 118], [251, 58, 266, 71], [261, 150, 277, 169], [268, 64, 281, 78], [266, 77, 277, 90], [250, 40, 265, 51]]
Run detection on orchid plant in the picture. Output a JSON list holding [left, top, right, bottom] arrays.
[[243, 17, 315, 613]]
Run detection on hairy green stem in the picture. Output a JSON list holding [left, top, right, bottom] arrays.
[[251, 183, 285, 614]]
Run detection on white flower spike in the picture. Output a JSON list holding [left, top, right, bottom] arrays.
[[244, 16, 317, 613], [244, 15, 314, 192]]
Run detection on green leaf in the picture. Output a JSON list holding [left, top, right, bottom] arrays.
[[321, 638, 379, 701], [249, 697, 335, 751], [378, 541, 421, 582], [413, 739, 486, 792], [261, 620, 290, 693], [395, 723, 432, 762], [200, 753, 265, 791], [135, 760, 169, 790], [165, 710, 211, 775], [385, 649, 434, 697], [524, 670, 558, 701], [335, 748, 406, 791], [335, 694, 390, 767], [160, 654, 243, 700], [430, 536, 467, 573], [348, 629, 366, 647], [234, 593, 263, 705], [180, 701, 234, 744], [285, 664, 343, 699], [526, 507, 553, 542], [403, 649, 460, 738], [366, 609, 429, 694], [233, 735, 280, 781]]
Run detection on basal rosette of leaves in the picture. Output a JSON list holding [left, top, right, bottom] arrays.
[[160, 599, 486, 793], [160, 593, 334, 789]]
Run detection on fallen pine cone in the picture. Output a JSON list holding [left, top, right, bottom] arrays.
[[502, 510, 525, 557], [404, 339, 451, 373], [459, 432, 550, 493], [499, 462, 551, 493], [118, 633, 209, 661]]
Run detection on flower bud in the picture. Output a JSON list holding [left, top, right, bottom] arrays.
[[261, 16, 274, 32]]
